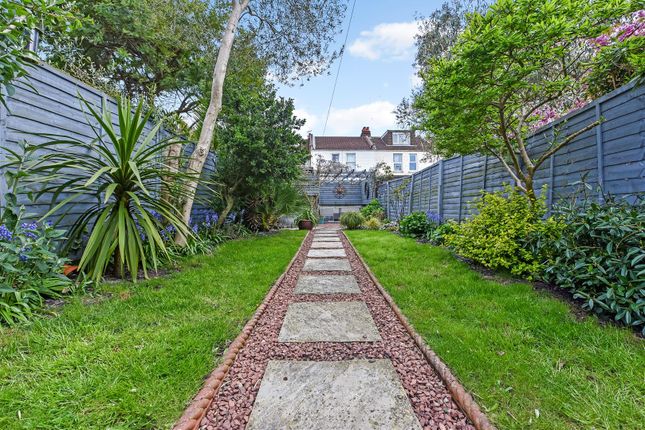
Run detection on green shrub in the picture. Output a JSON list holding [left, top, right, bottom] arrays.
[[340, 212, 365, 230], [0, 221, 72, 325], [360, 199, 385, 220], [445, 187, 553, 277], [426, 220, 457, 245], [543, 192, 645, 333], [364, 217, 382, 230], [399, 211, 429, 238]]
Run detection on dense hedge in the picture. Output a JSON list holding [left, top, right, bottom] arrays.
[[543, 194, 645, 333]]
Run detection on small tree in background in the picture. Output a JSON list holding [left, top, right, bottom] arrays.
[[211, 83, 308, 228], [415, 0, 638, 200]]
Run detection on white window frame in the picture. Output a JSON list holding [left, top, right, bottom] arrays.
[[393, 153, 403, 172], [331, 153, 340, 163], [409, 153, 417, 171], [346, 153, 356, 170], [392, 132, 410, 145]]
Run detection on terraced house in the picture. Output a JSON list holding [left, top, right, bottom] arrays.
[[308, 127, 434, 176]]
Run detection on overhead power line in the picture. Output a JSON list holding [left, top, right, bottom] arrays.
[[322, 0, 357, 136]]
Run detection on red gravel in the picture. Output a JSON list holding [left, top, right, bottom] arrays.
[[199, 230, 475, 430]]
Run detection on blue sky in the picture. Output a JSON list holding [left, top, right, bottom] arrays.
[[276, 0, 444, 137]]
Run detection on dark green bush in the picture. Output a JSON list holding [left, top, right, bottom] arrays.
[[426, 220, 457, 245], [543, 193, 645, 333], [340, 212, 365, 230], [445, 187, 557, 277], [399, 211, 430, 238], [360, 199, 385, 220]]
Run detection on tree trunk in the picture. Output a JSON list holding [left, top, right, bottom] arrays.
[[175, 0, 249, 246], [217, 192, 236, 228]]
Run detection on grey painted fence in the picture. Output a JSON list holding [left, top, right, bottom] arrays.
[[378, 81, 645, 221], [0, 63, 215, 229]]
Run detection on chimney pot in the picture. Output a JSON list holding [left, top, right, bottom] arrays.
[[360, 126, 371, 137]]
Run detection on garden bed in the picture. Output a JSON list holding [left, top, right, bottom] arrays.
[[346, 230, 645, 430], [0, 231, 305, 429]]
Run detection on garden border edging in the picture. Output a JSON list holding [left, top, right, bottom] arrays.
[[343, 231, 497, 430], [172, 231, 311, 430]]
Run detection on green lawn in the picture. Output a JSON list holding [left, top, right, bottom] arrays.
[[346, 230, 644, 430], [0, 230, 305, 430]]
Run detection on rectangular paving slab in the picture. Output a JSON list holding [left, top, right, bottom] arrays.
[[302, 258, 351, 272], [246, 359, 422, 430], [310, 241, 344, 249], [278, 301, 381, 342], [294, 275, 361, 295], [307, 248, 347, 258], [312, 237, 341, 242]]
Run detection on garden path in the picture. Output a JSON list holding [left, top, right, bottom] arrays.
[[193, 226, 477, 430]]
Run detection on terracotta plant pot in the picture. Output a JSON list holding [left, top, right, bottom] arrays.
[[297, 220, 314, 230]]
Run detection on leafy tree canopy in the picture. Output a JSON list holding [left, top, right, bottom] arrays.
[[0, 0, 79, 106], [42, 0, 224, 116], [415, 0, 637, 199]]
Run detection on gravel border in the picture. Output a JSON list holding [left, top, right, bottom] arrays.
[[176, 229, 493, 430]]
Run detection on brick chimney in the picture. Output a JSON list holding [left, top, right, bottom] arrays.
[[360, 126, 371, 137]]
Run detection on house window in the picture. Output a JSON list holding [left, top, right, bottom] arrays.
[[392, 132, 410, 145], [393, 153, 403, 172], [331, 153, 340, 163], [346, 153, 356, 170], [409, 153, 417, 171]]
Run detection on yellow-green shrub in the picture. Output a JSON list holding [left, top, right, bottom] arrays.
[[364, 217, 382, 230], [445, 186, 559, 278]]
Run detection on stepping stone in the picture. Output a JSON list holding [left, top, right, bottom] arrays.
[[294, 275, 361, 295], [312, 237, 341, 242], [303, 258, 351, 272], [278, 301, 380, 342], [310, 241, 343, 249], [246, 359, 422, 430], [307, 248, 346, 258]]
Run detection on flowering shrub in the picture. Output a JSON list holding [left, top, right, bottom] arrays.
[[0, 221, 72, 325], [587, 9, 644, 98]]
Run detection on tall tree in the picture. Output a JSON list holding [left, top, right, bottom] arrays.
[[42, 0, 224, 118], [395, 0, 489, 128], [175, 0, 347, 245], [0, 0, 79, 106], [415, 0, 636, 200]]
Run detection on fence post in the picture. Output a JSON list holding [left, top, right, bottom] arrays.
[[386, 181, 390, 219], [482, 154, 488, 193], [457, 156, 464, 222], [437, 160, 444, 219], [595, 103, 604, 202], [0, 88, 8, 207], [547, 154, 555, 214], [409, 174, 415, 214], [427, 168, 433, 211]]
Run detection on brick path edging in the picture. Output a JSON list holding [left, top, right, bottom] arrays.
[[172, 231, 311, 430], [344, 231, 497, 430]]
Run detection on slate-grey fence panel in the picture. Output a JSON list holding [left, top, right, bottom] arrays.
[[0, 63, 216, 230], [378, 81, 644, 221]]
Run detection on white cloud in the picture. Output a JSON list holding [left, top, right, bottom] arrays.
[[326, 101, 397, 135], [293, 108, 319, 137], [348, 21, 418, 61], [410, 72, 423, 89]]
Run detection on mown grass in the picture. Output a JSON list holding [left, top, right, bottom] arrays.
[[346, 230, 644, 430], [0, 230, 305, 429]]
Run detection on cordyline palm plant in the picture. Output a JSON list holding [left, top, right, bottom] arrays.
[[18, 98, 193, 281]]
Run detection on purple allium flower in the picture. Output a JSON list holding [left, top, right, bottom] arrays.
[[192, 224, 199, 234], [0, 224, 12, 242]]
